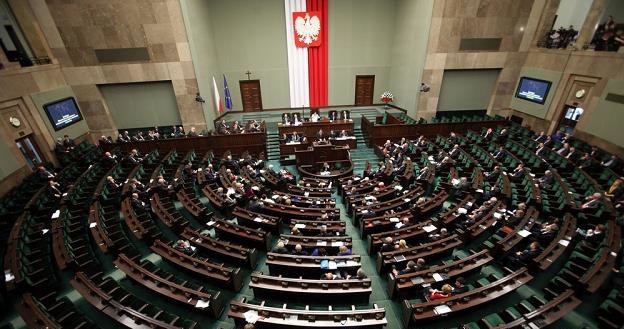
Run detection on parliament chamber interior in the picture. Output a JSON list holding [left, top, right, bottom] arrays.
[[1, 0, 624, 328]]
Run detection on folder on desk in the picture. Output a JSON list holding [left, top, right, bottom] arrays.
[[394, 255, 407, 262], [410, 276, 424, 285], [434, 305, 452, 315]]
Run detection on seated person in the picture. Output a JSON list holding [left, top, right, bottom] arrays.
[[117, 131, 131, 143], [340, 110, 350, 120], [310, 110, 321, 122], [273, 241, 289, 254], [37, 166, 56, 182], [281, 113, 292, 124], [510, 241, 541, 266], [292, 244, 308, 256], [127, 149, 143, 164], [339, 129, 350, 138], [231, 121, 243, 133], [605, 177, 624, 201], [328, 110, 339, 121], [429, 284, 453, 300], [510, 163, 525, 180], [187, 126, 199, 137], [336, 245, 352, 256], [392, 258, 426, 276], [453, 277, 469, 294], [218, 120, 230, 134], [578, 192, 602, 210], [316, 129, 327, 142], [346, 268, 367, 280], [428, 228, 449, 241], [485, 166, 501, 181], [492, 146, 506, 161], [47, 180, 63, 200], [538, 170, 554, 189], [576, 224, 606, 245], [380, 237, 395, 252], [322, 162, 331, 172], [311, 247, 328, 256], [289, 131, 303, 143], [321, 272, 342, 280], [106, 176, 121, 191], [131, 193, 150, 212], [601, 155, 619, 169], [173, 239, 195, 255], [292, 113, 302, 125]]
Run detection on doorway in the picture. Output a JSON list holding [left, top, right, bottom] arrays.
[[16, 135, 45, 170], [556, 104, 584, 134], [354, 75, 375, 105], [239, 80, 263, 112]]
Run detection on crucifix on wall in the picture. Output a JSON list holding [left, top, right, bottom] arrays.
[[245, 70, 252, 80]]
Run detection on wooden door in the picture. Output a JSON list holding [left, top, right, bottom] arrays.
[[239, 80, 263, 112], [354, 75, 375, 105]]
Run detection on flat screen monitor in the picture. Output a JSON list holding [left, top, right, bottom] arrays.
[[43, 97, 83, 131], [515, 77, 552, 105]]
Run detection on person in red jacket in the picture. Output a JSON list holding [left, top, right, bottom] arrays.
[[429, 284, 453, 300]]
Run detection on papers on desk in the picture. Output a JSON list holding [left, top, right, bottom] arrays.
[[294, 223, 306, 229], [345, 260, 359, 266], [389, 217, 400, 223], [558, 239, 570, 247], [41, 229, 49, 235], [395, 223, 405, 229], [272, 194, 280, 199], [364, 195, 376, 201], [354, 177, 361, 181], [286, 141, 301, 145], [457, 208, 468, 215], [428, 156, 435, 161], [518, 229, 531, 237], [253, 217, 264, 223], [195, 299, 210, 308], [493, 212, 502, 219], [206, 221, 215, 226], [423, 225, 437, 233], [403, 198, 411, 203], [244, 310, 259, 323], [475, 189, 484, 193], [410, 276, 424, 284], [394, 185, 403, 191], [4, 271, 15, 283], [433, 273, 448, 282], [331, 241, 344, 247], [465, 202, 473, 208], [320, 171, 331, 176], [327, 261, 337, 269], [434, 305, 452, 315], [451, 178, 460, 186], [51, 209, 60, 219], [304, 192, 310, 197], [316, 241, 327, 246], [89, 222, 97, 228], [394, 255, 406, 262]]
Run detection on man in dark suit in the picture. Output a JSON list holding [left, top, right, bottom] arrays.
[[103, 152, 117, 167], [329, 111, 338, 121], [485, 166, 501, 181], [340, 110, 350, 120], [131, 193, 150, 212], [37, 166, 55, 181], [535, 143, 547, 158], [492, 146, 506, 161], [539, 170, 554, 189], [534, 131, 547, 142], [47, 180, 63, 200], [316, 129, 326, 142], [449, 144, 461, 158]]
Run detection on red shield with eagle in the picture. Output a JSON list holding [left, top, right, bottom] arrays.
[[293, 12, 321, 47]]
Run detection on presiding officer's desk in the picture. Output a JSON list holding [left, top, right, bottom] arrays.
[[278, 119, 354, 137]]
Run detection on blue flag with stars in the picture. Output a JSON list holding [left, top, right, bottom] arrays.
[[223, 74, 232, 110]]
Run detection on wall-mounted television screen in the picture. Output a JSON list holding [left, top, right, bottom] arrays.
[[43, 97, 83, 131], [515, 77, 552, 105]]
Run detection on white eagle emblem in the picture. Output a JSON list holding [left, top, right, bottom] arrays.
[[295, 13, 320, 45]]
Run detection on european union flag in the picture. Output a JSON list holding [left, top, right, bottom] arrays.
[[223, 74, 232, 110]]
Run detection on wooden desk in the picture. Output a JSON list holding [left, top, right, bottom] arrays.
[[266, 253, 362, 278], [387, 250, 493, 299], [100, 133, 266, 157], [401, 268, 532, 326], [249, 272, 372, 303], [229, 297, 387, 329], [114, 254, 225, 318], [278, 120, 354, 138]]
